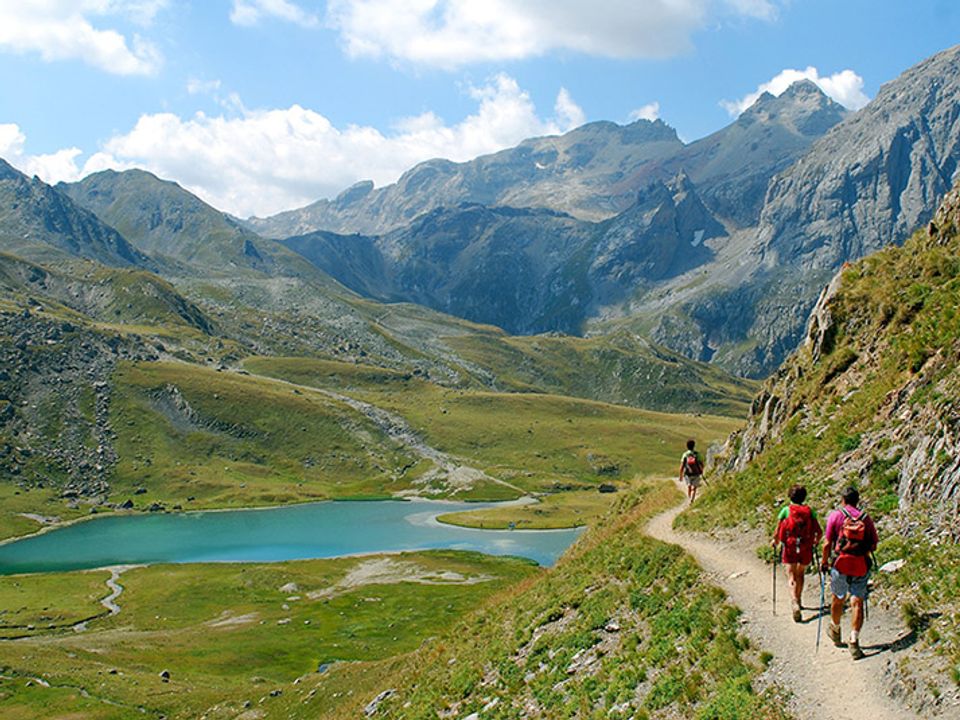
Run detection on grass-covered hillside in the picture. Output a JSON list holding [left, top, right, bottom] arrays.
[[329, 482, 790, 720], [679, 186, 960, 698], [443, 329, 757, 416]]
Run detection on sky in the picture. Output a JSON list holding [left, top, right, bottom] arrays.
[[0, 1, 957, 219]]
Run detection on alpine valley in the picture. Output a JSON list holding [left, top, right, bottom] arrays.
[[0, 43, 957, 720]]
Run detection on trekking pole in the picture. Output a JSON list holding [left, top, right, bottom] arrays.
[[816, 568, 826, 653], [772, 545, 778, 616]]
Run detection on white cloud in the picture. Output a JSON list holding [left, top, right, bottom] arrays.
[[326, 0, 776, 68], [721, 66, 870, 116], [0, 1, 164, 75], [4, 75, 586, 218], [723, 0, 777, 21], [230, 0, 320, 28], [0, 123, 87, 183], [186, 78, 222, 95], [629, 102, 661, 122]]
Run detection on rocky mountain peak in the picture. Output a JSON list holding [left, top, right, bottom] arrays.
[[738, 80, 847, 137], [0, 157, 23, 181]]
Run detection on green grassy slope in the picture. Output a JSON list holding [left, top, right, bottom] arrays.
[[443, 330, 757, 416], [242, 356, 742, 504], [678, 189, 960, 691], [107, 361, 420, 509], [329, 482, 790, 720]]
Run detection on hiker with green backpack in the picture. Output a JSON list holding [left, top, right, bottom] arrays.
[[820, 486, 879, 660], [771, 484, 822, 622]]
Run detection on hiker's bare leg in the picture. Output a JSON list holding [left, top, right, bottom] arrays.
[[850, 596, 864, 633], [789, 564, 806, 605], [830, 594, 844, 626]]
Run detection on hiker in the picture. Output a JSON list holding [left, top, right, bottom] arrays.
[[820, 486, 878, 660], [679, 439, 704, 503], [772, 484, 822, 622]]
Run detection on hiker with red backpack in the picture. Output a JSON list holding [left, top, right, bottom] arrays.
[[820, 487, 878, 660], [772, 484, 822, 622], [679, 439, 705, 504]]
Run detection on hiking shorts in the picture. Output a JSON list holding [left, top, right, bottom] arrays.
[[830, 568, 869, 599], [684, 474, 702, 488]]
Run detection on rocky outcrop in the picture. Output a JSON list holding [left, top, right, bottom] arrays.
[[0, 308, 159, 499], [714, 184, 960, 536]]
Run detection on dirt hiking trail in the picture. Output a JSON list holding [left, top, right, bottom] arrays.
[[647, 483, 911, 720]]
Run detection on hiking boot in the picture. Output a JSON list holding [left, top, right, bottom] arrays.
[[829, 624, 842, 646], [792, 607, 802, 623], [849, 641, 865, 660]]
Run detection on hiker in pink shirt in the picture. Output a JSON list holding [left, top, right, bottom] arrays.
[[820, 487, 878, 660]]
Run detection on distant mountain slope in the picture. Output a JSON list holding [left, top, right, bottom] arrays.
[[0, 253, 212, 332], [442, 330, 756, 416], [60, 170, 331, 280], [251, 119, 683, 236], [282, 173, 725, 335], [251, 85, 843, 239], [661, 80, 848, 226], [640, 44, 960, 377], [0, 159, 150, 269]]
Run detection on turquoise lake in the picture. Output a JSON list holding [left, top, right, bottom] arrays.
[[0, 500, 583, 574]]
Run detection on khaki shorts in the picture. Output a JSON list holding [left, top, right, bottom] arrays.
[[684, 474, 702, 488]]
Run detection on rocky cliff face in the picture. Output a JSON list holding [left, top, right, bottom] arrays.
[[251, 120, 685, 237], [666, 80, 848, 227], [282, 173, 725, 335], [715, 185, 960, 536], [0, 159, 150, 269], [648, 45, 960, 378]]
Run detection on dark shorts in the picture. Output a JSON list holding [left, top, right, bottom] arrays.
[[830, 568, 869, 599]]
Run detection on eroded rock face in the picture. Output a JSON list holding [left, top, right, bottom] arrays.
[[281, 174, 726, 336], [714, 184, 960, 537], [715, 45, 960, 377]]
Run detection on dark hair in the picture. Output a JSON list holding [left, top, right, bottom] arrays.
[[842, 486, 860, 506], [788, 484, 807, 504], [686, 439, 696, 450]]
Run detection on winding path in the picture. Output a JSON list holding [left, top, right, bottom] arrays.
[[646, 482, 911, 720]]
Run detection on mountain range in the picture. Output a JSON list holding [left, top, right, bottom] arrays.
[[245, 45, 960, 378], [0, 45, 957, 391]]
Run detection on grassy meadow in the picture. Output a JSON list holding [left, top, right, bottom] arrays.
[[0, 550, 538, 719], [242, 355, 742, 525]]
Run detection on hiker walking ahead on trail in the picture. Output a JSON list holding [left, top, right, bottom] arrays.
[[772, 484, 822, 623], [679, 439, 705, 504], [821, 486, 878, 660]]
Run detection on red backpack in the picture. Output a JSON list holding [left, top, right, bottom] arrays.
[[833, 508, 870, 576], [779, 504, 815, 563], [683, 452, 703, 477]]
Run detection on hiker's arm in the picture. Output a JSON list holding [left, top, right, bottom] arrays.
[[819, 523, 833, 572]]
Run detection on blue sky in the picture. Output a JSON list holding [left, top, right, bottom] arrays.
[[0, 1, 956, 218]]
